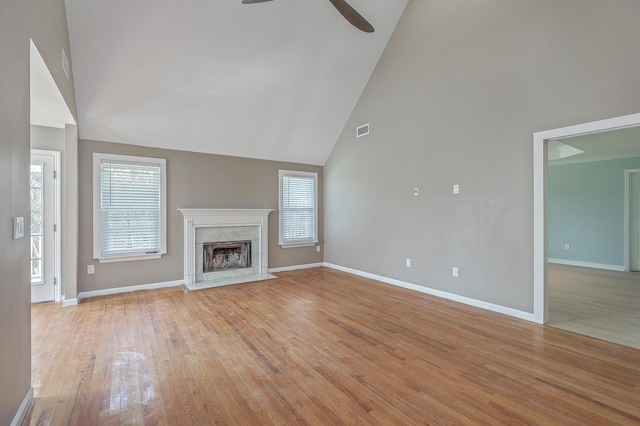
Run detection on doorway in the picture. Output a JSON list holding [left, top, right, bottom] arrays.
[[30, 38, 79, 305], [30, 150, 60, 303], [533, 112, 640, 324]]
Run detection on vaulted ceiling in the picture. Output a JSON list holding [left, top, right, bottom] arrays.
[[65, 0, 409, 165]]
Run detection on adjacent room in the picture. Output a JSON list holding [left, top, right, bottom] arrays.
[[2, 0, 640, 424], [547, 127, 640, 349]]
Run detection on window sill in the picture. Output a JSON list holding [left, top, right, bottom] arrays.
[[280, 242, 318, 249], [96, 253, 165, 263]]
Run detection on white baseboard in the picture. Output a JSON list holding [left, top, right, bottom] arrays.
[[324, 263, 535, 322], [268, 262, 325, 273], [67, 264, 536, 323], [10, 387, 33, 426], [548, 258, 625, 271], [77, 279, 183, 301], [62, 298, 78, 307]]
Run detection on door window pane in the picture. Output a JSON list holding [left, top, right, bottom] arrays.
[[31, 260, 41, 282], [30, 164, 43, 283]]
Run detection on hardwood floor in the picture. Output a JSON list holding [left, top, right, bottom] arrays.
[[27, 267, 640, 425], [548, 263, 640, 350]]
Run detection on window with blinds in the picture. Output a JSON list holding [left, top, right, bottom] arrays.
[[279, 170, 318, 247], [93, 153, 166, 262]]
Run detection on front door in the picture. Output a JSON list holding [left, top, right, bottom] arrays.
[[30, 153, 56, 303]]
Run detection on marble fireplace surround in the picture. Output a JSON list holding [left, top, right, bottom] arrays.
[[179, 208, 274, 290]]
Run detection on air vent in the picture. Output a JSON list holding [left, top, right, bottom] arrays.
[[62, 48, 69, 79], [356, 123, 370, 138]]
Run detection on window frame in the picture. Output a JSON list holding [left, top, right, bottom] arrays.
[[93, 152, 167, 263], [279, 169, 318, 248]]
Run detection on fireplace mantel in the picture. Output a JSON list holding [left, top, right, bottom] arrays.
[[179, 208, 274, 289]]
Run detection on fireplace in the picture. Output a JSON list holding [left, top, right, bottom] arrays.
[[179, 208, 274, 290], [203, 240, 251, 272]]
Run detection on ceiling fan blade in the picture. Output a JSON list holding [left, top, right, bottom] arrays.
[[241, 0, 274, 3], [327, 0, 374, 33]]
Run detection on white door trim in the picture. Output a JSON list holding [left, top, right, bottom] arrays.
[[31, 149, 61, 302], [624, 169, 640, 272], [533, 113, 640, 324]]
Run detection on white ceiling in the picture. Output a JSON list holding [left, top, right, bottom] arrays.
[[65, 0, 409, 165]]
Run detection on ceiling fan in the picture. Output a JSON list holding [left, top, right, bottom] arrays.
[[241, 0, 374, 33]]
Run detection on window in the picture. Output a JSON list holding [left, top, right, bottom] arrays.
[[279, 170, 318, 247], [30, 163, 43, 283], [93, 153, 166, 262]]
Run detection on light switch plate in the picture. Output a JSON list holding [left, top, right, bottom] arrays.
[[13, 217, 24, 239]]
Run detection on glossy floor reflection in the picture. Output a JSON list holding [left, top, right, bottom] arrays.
[[26, 267, 640, 424]]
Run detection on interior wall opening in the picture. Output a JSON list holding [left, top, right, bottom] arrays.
[[534, 114, 640, 340]]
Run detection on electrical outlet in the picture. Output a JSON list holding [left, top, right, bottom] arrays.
[[316, 245, 321, 253], [406, 258, 412, 268], [452, 267, 459, 277], [453, 184, 460, 195]]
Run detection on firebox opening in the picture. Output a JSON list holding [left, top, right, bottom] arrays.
[[203, 240, 252, 273]]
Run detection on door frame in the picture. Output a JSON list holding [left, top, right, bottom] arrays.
[[533, 112, 640, 324], [31, 149, 61, 302], [624, 169, 640, 272]]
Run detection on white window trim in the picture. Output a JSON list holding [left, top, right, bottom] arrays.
[[279, 169, 318, 248], [93, 153, 167, 263]]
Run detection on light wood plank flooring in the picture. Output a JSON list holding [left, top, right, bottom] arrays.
[[27, 267, 640, 425], [548, 263, 640, 350]]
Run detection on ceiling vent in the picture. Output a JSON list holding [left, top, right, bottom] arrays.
[[356, 123, 370, 138]]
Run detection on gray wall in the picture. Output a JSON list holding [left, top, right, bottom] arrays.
[[78, 139, 323, 293], [324, 0, 640, 313], [0, 0, 76, 424], [0, 2, 31, 423]]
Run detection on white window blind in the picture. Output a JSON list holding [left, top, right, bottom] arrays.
[[94, 153, 166, 262], [280, 170, 317, 246]]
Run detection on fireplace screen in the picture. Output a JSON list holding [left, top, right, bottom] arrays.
[[203, 240, 252, 272]]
